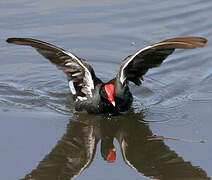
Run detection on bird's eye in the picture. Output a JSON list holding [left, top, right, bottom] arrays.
[[100, 86, 107, 99], [101, 87, 106, 94]]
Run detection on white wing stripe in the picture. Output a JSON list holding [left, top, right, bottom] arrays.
[[65, 62, 79, 67], [120, 45, 152, 84], [72, 72, 82, 77], [120, 41, 193, 84]]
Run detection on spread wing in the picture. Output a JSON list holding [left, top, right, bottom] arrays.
[[20, 120, 99, 180], [116, 117, 210, 180], [117, 37, 207, 85], [7, 38, 99, 98]]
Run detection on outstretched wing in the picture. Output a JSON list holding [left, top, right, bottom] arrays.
[[117, 37, 207, 85], [7, 38, 98, 98], [116, 116, 210, 180], [20, 120, 99, 180]]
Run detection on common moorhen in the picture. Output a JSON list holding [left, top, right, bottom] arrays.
[[7, 36, 207, 114]]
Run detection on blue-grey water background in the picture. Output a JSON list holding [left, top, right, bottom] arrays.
[[0, 0, 212, 179]]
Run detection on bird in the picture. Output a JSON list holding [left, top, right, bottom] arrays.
[[6, 36, 207, 114]]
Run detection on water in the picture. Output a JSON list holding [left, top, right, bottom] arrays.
[[0, 0, 212, 179]]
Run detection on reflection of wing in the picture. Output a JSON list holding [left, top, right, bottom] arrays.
[[20, 120, 99, 180], [116, 116, 210, 180]]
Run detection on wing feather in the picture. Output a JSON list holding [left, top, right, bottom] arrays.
[[118, 36, 207, 85], [7, 38, 97, 98]]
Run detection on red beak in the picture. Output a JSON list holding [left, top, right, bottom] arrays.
[[104, 84, 115, 107]]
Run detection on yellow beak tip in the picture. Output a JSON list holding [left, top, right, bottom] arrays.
[[111, 101, 116, 107]]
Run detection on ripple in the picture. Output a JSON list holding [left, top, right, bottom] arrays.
[[188, 92, 212, 102], [142, 111, 172, 123], [0, 80, 73, 115]]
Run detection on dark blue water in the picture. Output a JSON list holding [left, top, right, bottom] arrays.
[[0, 0, 212, 179]]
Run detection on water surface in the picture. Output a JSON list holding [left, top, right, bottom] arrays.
[[0, 0, 212, 180]]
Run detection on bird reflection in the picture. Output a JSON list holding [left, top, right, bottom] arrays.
[[20, 113, 210, 180]]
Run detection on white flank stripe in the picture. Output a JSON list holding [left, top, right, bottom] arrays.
[[69, 81, 76, 94]]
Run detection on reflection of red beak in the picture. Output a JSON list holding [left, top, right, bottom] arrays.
[[106, 148, 116, 163]]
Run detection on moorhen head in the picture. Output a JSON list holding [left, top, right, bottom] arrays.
[[6, 36, 207, 114], [100, 138, 116, 163]]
